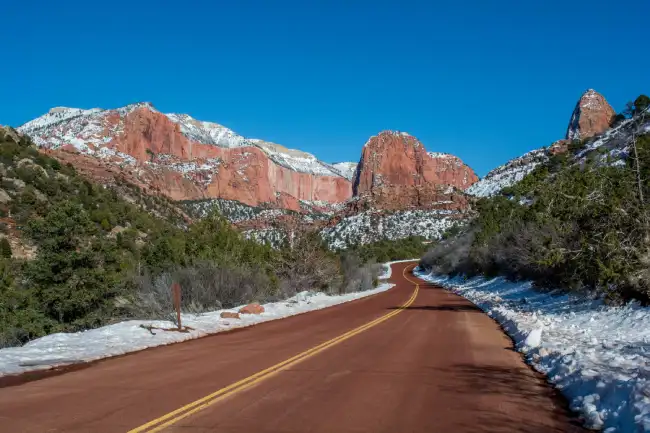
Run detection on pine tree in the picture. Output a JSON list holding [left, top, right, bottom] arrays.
[[635, 95, 650, 115]]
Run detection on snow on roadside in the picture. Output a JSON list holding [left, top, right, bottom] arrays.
[[378, 259, 419, 280], [0, 282, 397, 378], [414, 268, 650, 432]]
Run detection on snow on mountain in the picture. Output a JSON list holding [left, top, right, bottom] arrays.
[[18, 105, 128, 154], [252, 140, 343, 177], [466, 149, 548, 197], [18, 107, 103, 135], [19, 104, 349, 179], [331, 162, 358, 181], [165, 113, 253, 148], [576, 114, 650, 161]]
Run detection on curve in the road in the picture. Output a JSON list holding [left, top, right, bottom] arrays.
[[129, 265, 420, 433], [0, 261, 584, 433]]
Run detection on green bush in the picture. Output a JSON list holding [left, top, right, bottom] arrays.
[[0, 238, 11, 258]]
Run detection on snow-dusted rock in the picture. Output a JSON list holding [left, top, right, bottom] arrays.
[[566, 89, 616, 141], [18, 104, 352, 209], [466, 148, 547, 197], [331, 162, 358, 181]]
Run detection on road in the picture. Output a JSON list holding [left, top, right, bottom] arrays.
[[0, 262, 583, 432]]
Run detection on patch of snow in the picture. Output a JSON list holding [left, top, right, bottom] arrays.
[[0, 279, 397, 378], [331, 162, 358, 181], [427, 152, 453, 159], [18, 107, 102, 134], [254, 140, 344, 177], [165, 113, 253, 148], [414, 269, 650, 432]]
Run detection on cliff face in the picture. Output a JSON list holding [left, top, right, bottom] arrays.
[[352, 131, 477, 207], [566, 89, 616, 141], [19, 107, 477, 216], [19, 104, 352, 211]]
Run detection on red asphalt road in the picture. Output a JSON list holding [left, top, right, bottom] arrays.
[[0, 262, 583, 432]]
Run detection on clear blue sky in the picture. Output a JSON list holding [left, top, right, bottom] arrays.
[[3, 0, 648, 176]]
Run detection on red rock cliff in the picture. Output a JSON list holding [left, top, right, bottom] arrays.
[[565, 89, 616, 141], [353, 131, 477, 197], [110, 108, 351, 210]]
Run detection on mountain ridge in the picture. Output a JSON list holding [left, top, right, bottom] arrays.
[[18, 103, 477, 215]]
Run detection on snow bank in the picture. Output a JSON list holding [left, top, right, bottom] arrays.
[[378, 259, 419, 280], [414, 268, 650, 432], [0, 282, 396, 378]]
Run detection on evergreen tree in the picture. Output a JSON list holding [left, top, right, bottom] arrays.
[[0, 238, 12, 258], [635, 95, 650, 115]]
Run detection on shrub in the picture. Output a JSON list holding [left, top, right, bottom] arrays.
[[127, 262, 277, 321], [421, 141, 650, 303], [0, 238, 11, 258]]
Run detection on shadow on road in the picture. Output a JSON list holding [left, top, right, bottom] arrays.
[[387, 304, 482, 312], [429, 363, 586, 432]]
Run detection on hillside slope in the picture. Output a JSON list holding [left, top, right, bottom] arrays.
[[422, 92, 650, 301]]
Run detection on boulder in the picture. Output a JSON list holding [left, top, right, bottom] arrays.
[[220, 311, 240, 319], [238, 303, 265, 315]]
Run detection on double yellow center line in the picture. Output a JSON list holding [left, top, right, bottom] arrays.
[[128, 264, 420, 432]]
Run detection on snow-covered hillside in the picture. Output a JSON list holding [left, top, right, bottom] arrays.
[[466, 149, 548, 197], [321, 209, 460, 249], [18, 107, 103, 135], [575, 114, 650, 166]]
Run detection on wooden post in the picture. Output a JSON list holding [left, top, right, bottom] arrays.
[[171, 282, 182, 330]]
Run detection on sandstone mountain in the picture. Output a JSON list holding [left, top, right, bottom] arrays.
[[19, 105, 477, 216], [19, 104, 352, 212], [354, 131, 477, 194], [565, 89, 616, 141]]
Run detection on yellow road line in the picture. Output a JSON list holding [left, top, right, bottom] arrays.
[[127, 263, 420, 433], [402, 261, 422, 285]]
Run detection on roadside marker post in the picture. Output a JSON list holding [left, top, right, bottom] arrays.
[[171, 282, 182, 331]]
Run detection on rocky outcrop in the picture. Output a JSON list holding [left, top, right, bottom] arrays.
[[352, 131, 477, 205], [566, 89, 616, 141]]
